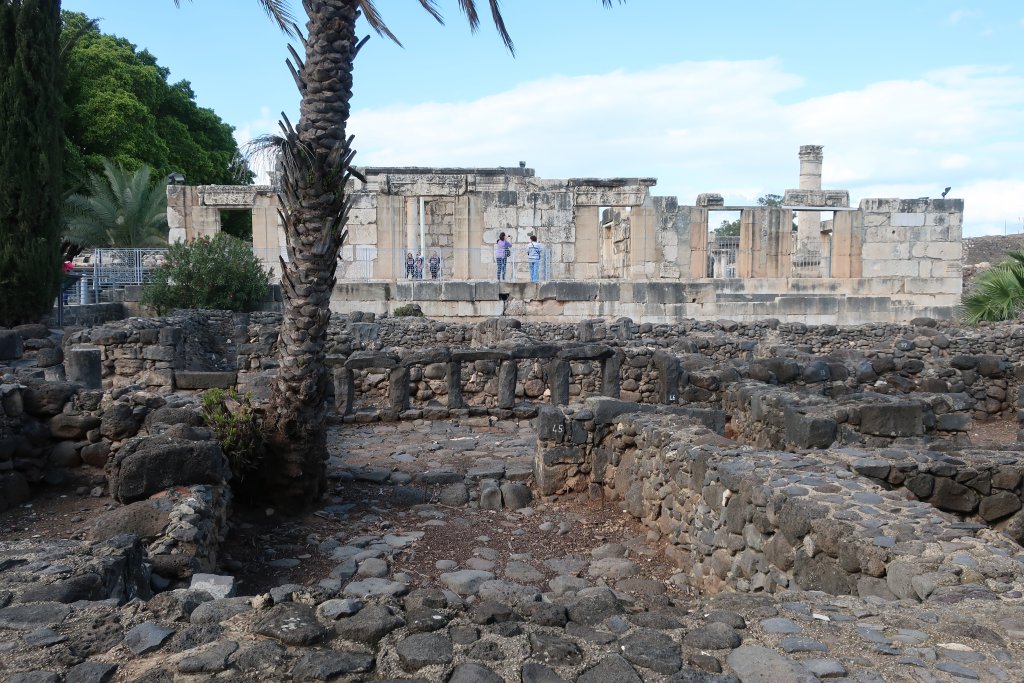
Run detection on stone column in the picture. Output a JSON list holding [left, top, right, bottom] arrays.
[[497, 360, 517, 410], [601, 350, 622, 399], [653, 351, 680, 404], [333, 367, 354, 415], [796, 145, 823, 260], [446, 361, 464, 408], [388, 366, 410, 414], [547, 360, 570, 406], [66, 347, 102, 390]]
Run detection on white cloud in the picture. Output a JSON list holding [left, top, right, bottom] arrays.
[[340, 59, 1022, 235], [234, 106, 280, 183], [947, 9, 975, 24]]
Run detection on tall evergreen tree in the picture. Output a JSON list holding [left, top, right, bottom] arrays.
[[0, 0, 64, 327]]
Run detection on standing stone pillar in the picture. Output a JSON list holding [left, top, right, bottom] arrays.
[[796, 145, 823, 261], [653, 351, 680, 404], [66, 347, 102, 390], [0, 330, 23, 361], [602, 350, 623, 399], [333, 368, 354, 415], [547, 359, 571, 406], [447, 361, 463, 409], [65, 348, 101, 389], [388, 366, 410, 414], [497, 360, 517, 410]]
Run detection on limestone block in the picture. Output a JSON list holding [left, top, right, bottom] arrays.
[[924, 242, 960, 260], [349, 193, 377, 210], [859, 198, 901, 212], [517, 208, 539, 227], [861, 242, 907, 260], [862, 213, 890, 228], [658, 229, 679, 247], [891, 212, 925, 227], [861, 259, 919, 278]]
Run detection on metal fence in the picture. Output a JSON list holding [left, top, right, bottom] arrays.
[[338, 245, 553, 282], [63, 248, 168, 305]]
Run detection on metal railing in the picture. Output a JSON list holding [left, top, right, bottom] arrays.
[[336, 245, 553, 282]]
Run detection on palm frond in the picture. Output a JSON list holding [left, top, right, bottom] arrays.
[[63, 159, 168, 248], [962, 268, 1024, 324], [418, 0, 444, 24], [357, 0, 401, 45], [172, 0, 295, 36]]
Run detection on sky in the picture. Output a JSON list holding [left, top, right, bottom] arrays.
[[62, 1, 1024, 237]]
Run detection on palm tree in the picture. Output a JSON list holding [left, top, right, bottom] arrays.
[[64, 159, 168, 248], [962, 251, 1024, 324], [175, 0, 621, 511]]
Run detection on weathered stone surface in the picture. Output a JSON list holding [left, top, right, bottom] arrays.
[[125, 622, 175, 655], [726, 645, 817, 682], [439, 569, 494, 595], [449, 663, 503, 683], [109, 435, 228, 503], [0, 602, 72, 630], [396, 632, 453, 670], [254, 604, 328, 646], [620, 628, 681, 674], [291, 650, 375, 680], [334, 605, 405, 644], [577, 654, 642, 683]]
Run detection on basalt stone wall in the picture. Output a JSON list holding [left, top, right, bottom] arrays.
[[535, 401, 1024, 601], [43, 311, 1024, 426], [62, 310, 241, 391], [724, 381, 975, 450], [0, 367, 232, 581]]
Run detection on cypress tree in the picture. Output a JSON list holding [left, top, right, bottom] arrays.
[[0, 0, 63, 327]]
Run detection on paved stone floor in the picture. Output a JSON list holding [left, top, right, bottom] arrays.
[[2, 418, 1023, 681]]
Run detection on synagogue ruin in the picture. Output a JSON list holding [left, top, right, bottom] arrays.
[[5, 145, 1018, 683], [167, 146, 964, 324]]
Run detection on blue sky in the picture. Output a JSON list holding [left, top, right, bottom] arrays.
[[63, 1, 1024, 236]]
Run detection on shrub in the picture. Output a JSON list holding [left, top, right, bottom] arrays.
[[393, 303, 424, 317], [141, 233, 271, 314], [201, 388, 264, 488]]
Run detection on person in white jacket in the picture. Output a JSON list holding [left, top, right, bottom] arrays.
[[527, 234, 544, 282]]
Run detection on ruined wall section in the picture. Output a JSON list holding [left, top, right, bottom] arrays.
[[860, 198, 963, 303], [535, 402, 1024, 600]]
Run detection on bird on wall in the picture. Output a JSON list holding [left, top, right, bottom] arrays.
[[942, 186, 951, 198]]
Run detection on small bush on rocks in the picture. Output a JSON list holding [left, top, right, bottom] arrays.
[[393, 303, 424, 317], [201, 388, 265, 492], [141, 234, 271, 314]]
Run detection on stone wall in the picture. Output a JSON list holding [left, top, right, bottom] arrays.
[[535, 399, 1024, 602], [169, 157, 965, 325], [57, 311, 1022, 426], [329, 277, 962, 324]]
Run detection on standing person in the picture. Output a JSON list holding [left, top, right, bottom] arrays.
[[527, 234, 544, 282], [429, 251, 441, 279], [414, 251, 424, 279], [495, 232, 511, 281], [405, 252, 415, 279]]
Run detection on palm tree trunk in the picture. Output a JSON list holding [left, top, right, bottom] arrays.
[[262, 0, 358, 510]]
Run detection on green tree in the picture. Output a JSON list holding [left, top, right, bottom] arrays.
[[962, 251, 1024, 324], [712, 194, 792, 237], [64, 159, 168, 247], [172, 0, 621, 510], [0, 0, 64, 327], [60, 11, 251, 189], [141, 233, 271, 314]]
